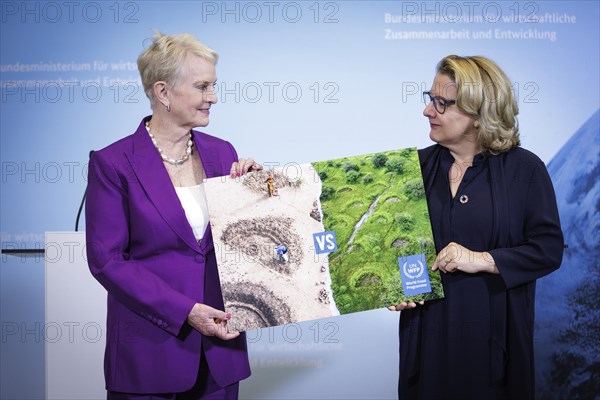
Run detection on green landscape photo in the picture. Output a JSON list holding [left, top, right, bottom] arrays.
[[313, 148, 444, 314]]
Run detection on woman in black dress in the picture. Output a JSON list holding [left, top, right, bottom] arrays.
[[390, 55, 564, 399]]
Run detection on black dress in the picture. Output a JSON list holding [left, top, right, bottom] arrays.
[[399, 145, 564, 400]]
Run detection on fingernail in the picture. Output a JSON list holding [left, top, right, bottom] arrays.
[[225, 313, 231, 319]]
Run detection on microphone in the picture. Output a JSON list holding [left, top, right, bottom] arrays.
[[75, 150, 94, 232]]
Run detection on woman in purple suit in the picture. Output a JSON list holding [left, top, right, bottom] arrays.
[[86, 32, 257, 399]]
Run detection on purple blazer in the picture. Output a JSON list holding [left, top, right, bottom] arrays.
[[86, 117, 251, 393]]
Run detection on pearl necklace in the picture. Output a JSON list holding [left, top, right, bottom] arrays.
[[146, 121, 193, 166]]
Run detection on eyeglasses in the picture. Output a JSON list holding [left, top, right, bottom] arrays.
[[423, 91, 456, 114]]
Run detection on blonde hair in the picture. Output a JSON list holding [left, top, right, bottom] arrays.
[[137, 31, 218, 106], [437, 55, 520, 154]]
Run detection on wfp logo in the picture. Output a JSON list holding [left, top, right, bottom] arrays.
[[403, 260, 424, 279]]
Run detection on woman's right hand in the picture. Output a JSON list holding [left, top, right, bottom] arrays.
[[230, 158, 262, 178], [387, 300, 425, 312], [187, 303, 240, 340]]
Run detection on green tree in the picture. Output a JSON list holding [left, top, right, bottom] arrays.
[[321, 186, 335, 200], [400, 148, 414, 157], [343, 162, 360, 173], [385, 157, 405, 174], [405, 179, 425, 200], [395, 212, 415, 231], [346, 170, 360, 184], [372, 153, 388, 168]]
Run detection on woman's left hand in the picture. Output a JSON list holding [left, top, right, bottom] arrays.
[[433, 242, 499, 274], [387, 300, 425, 312], [187, 303, 240, 340], [230, 158, 262, 178]]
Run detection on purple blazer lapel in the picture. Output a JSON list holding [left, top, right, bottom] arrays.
[[125, 118, 201, 253]]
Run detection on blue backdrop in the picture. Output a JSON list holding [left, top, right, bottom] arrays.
[[1, 1, 598, 398]]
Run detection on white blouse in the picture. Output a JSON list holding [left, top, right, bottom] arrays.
[[174, 184, 209, 241]]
